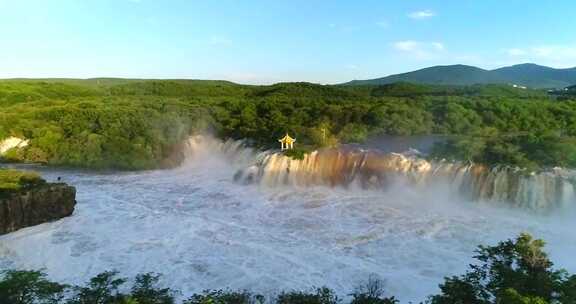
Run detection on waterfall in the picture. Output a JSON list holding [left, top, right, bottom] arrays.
[[182, 135, 265, 169], [234, 148, 576, 211], [179, 136, 575, 210]]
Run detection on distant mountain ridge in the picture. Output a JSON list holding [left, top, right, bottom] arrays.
[[346, 63, 576, 89]]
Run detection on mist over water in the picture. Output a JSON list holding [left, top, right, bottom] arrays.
[[237, 140, 575, 211], [1, 135, 575, 303], [347, 134, 447, 154]]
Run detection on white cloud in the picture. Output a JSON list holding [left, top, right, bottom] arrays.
[[392, 40, 445, 59], [431, 42, 445, 51], [408, 10, 436, 20], [209, 36, 233, 47], [393, 40, 419, 52], [532, 45, 576, 58], [345, 64, 359, 70], [506, 48, 527, 56], [504, 45, 576, 67]]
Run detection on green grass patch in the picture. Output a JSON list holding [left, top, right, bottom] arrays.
[[0, 169, 45, 192], [283, 148, 311, 160]]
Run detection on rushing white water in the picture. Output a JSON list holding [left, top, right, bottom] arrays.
[[0, 135, 575, 303], [236, 149, 576, 211]]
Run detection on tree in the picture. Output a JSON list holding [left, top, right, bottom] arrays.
[[349, 275, 398, 304], [277, 287, 340, 304], [338, 124, 368, 143], [309, 122, 338, 147], [427, 233, 576, 304], [68, 271, 127, 304], [0, 270, 67, 304], [130, 273, 175, 304], [184, 290, 260, 304]]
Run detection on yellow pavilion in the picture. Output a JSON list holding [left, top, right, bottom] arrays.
[[278, 134, 296, 150]]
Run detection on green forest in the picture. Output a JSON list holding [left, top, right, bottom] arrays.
[[1, 234, 575, 304], [1, 79, 576, 170]]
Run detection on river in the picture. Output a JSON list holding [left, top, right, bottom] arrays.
[[1, 136, 575, 303]]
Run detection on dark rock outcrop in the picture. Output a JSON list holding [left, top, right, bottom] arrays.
[[0, 183, 76, 235]]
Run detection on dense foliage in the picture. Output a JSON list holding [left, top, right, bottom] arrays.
[[552, 85, 576, 102], [1, 79, 576, 170], [0, 169, 44, 193], [0, 81, 210, 169], [427, 233, 576, 304], [345, 63, 576, 89], [1, 234, 573, 303], [430, 129, 576, 170]]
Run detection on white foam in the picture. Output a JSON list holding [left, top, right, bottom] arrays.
[[0, 136, 575, 303]]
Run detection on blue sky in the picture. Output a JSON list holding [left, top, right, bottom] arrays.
[[1, 0, 575, 84]]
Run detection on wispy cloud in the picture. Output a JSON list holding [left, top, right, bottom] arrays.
[[327, 23, 360, 33], [408, 10, 436, 20], [504, 45, 576, 67], [506, 48, 527, 56], [209, 36, 233, 47], [392, 40, 445, 59], [394, 40, 419, 52], [375, 20, 389, 28], [431, 42, 445, 51]]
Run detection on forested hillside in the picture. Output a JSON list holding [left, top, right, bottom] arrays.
[[1, 79, 576, 170], [347, 63, 576, 89]]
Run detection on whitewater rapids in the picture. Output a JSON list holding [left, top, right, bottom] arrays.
[[235, 146, 575, 211], [1, 135, 575, 303]]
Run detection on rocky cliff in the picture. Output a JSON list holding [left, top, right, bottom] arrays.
[[0, 183, 76, 235], [0, 136, 29, 155]]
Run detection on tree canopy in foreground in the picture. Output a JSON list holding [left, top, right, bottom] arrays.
[[1, 234, 574, 304]]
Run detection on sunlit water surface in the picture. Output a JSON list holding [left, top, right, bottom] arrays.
[[1, 144, 575, 303]]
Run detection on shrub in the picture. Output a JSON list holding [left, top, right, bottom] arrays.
[[67, 271, 127, 304], [427, 233, 576, 304], [0, 270, 67, 304], [338, 124, 368, 144], [284, 148, 307, 160], [130, 273, 176, 304], [277, 287, 340, 304], [349, 276, 398, 304], [184, 290, 260, 304], [0, 234, 573, 304], [0, 169, 45, 192]]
